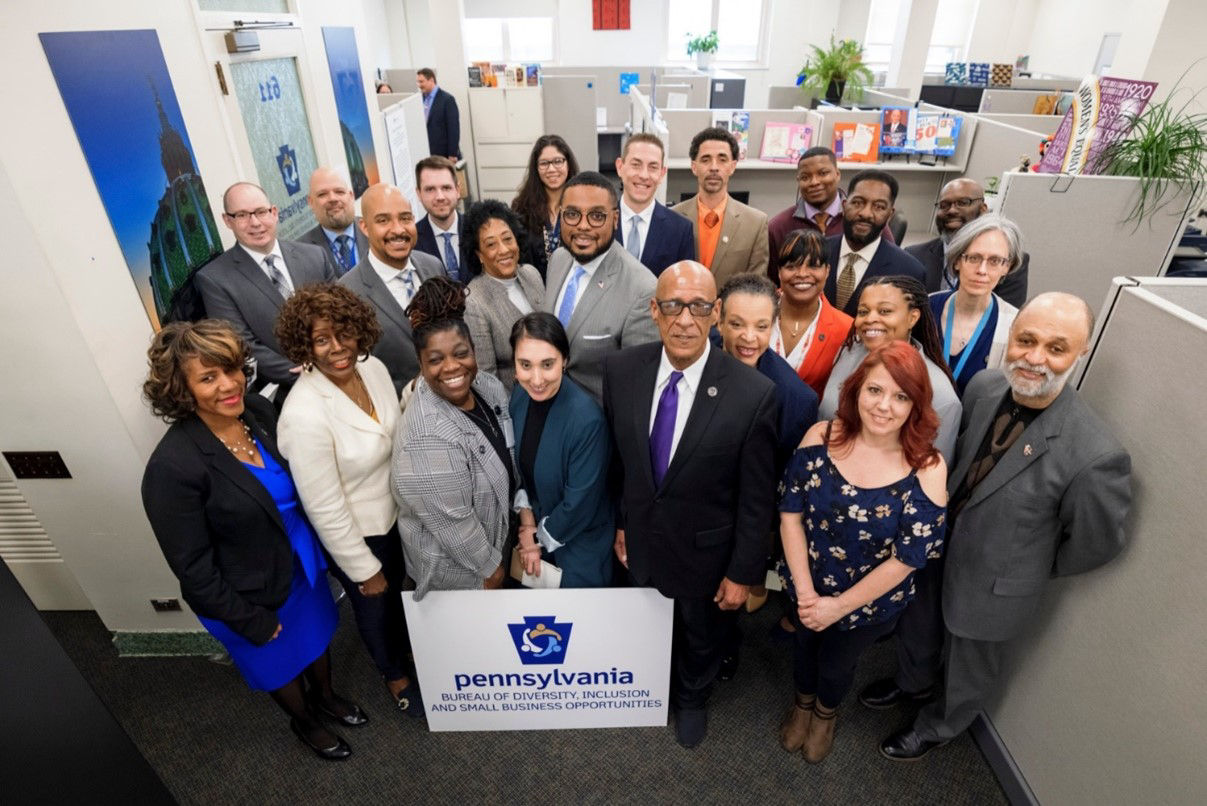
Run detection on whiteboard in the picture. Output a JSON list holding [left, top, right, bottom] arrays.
[[382, 93, 430, 214]]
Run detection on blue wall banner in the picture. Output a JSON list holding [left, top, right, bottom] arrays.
[[320, 27, 379, 198], [403, 588, 673, 731]]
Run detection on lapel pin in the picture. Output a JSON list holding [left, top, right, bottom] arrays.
[[1023, 444, 1033, 456], [818, 333, 825, 341], [722, 235, 730, 243], [707, 386, 718, 397]]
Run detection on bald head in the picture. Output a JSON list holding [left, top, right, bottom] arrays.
[[936, 177, 989, 239], [307, 167, 355, 230], [657, 260, 716, 298], [358, 183, 417, 269], [1016, 292, 1095, 343], [651, 261, 718, 370]]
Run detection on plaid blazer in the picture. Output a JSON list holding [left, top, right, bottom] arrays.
[[391, 370, 514, 599]]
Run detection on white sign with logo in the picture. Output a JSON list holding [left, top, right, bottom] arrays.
[[403, 588, 673, 731]]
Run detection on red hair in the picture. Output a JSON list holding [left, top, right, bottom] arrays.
[[831, 341, 940, 469]]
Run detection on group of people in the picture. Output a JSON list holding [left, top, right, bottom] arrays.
[[138, 122, 1132, 765]]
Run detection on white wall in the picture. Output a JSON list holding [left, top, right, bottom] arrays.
[[1113, 0, 1207, 113], [1022, 0, 1149, 79], [0, 1, 399, 631]]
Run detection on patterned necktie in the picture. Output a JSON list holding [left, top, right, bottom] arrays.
[[626, 216, 642, 260], [263, 255, 291, 299], [557, 265, 586, 327], [399, 268, 417, 306], [814, 211, 830, 233], [441, 232, 461, 282], [649, 371, 683, 487], [703, 210, 719, 228], [835, 252, 859, 310], [335, 235, 354, 273]]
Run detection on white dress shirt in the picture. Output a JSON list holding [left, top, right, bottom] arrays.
[[837, 235, 883, 293], [620, 198, 654, 259], [770, 303, 821, 371], [368, 251, 417, 311], [488, 275, 533, 314], [552, 251, 607, 318], [429, 213, 460, 261], [240, 240, 293, 294], [648, 340, 711, 463]]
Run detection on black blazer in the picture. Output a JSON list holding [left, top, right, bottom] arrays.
[[906, 236, 1030, 308], [415, 214, 471, 282], [602, 343, 778, 598], [615, 202, 696, 276], [425, 88, 461, 159], [825, 234, 926, 316], [141, 395, 296, 645]]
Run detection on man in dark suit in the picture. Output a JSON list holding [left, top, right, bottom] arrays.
[[296, 167, 368, 275], [906, 178, 1029, 307], [878, 293, 1131, 760], [603, 260, 777, 748], [614, 133, 695, 276], [417, 67, 460, 160], [339, 183, 446, 394], [413, 156, 468, 282], [825, 169, 925, 316], [195, 182, 339, 389]]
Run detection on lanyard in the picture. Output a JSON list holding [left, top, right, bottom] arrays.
[[944, 294, 995, 380]]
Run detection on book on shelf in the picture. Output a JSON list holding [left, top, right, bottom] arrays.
[[759, 122, 814, 163], [832, 122, 880, 162], [713, 110, 751, 160], [913, 113, 963, 156], [879, 107, 914, 154]]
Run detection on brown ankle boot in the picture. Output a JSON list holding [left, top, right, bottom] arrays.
[[778, 693, 815, 751], [802, 703, 836, 763]]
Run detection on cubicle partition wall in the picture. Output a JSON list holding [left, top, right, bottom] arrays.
[[975, 114, 1062, 136], [978, 88, 1064, 113], [959, 117, 1047, 192], [767, 85, 809, 109], [996, 171, 1198, 305], [382, 67, 418, 92], [467, 87, 544, 203], [984, 276, 1207, 805], [540, 74, 599, 174]]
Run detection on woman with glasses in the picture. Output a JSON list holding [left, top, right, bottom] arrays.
[[927, 215, 1021, 397], [512, 135, 580, 279]]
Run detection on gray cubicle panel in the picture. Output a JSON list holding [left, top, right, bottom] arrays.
[[382, 68, 418, 92], [768, 85, 809, 109], [985, 276, 1207, 805], [377, 91, 410, 110], [976, 113, 1062, 136], [979, 88, 1061, 113], [1012, 76, 1080, 91], [541, 75, 598, 174], [960, 117, 1048, 193], [995, 171, 1197, 306], [543, 65, 651, 129]]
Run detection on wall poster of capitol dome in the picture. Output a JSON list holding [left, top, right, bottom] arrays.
[[39, 29, 222, 330], [321, 27, 380, 197]]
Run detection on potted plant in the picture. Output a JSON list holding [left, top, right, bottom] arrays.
[[687, 31, 719, 70], [797, 36, 874, 104]]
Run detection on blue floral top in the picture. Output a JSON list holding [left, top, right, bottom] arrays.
[[777, 443, 946, 630]]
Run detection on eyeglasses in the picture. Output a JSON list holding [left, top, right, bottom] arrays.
[[561, 207, 612, 226], [538, 157, 567, 170], [934, 197, 984, 211], [958, 253, 1010, 269], [225, 207, 276, 222], [655, 298, 716, 318]]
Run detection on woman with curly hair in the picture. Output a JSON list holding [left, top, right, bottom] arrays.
[[511, 134, 579, 278], [140, 319, 362, 761], [390, 276, 516, 599], [462, 199, 545, 391], [777, 341, 947, 763], [274, 283, 423, 718]]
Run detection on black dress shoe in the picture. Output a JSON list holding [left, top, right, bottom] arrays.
[[880, 728, 946, 761], [314, 695, 369, 726], [674, 707, 708, 749], [290, 718, 352, 761], [718, 654, 739, 682], [858, 678, 935, 710]]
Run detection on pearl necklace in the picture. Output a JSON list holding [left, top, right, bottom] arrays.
[[218, 422, 258, 460]]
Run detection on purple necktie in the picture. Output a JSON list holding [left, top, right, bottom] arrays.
[[649, 371, 683, 487]]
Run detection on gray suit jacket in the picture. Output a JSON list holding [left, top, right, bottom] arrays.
[[338, 251, 446, 394], [390, 371, 513, 600], [464, 264, 545, 392], [672, 194, 770, 289], [542, 242, 659, 402], [296, 220, 369, 274], [195, 240, 338, 385], [942, 371, 1131, 642]]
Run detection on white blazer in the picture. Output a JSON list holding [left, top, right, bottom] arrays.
[[278, 355, 401, 582]]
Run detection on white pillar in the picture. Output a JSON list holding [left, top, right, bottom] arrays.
[[886, 0, 940, 99], [423, 0, 477, 198]]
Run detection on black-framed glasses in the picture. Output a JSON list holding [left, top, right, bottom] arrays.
[[224, 206, 276, 222], [655, 298, 716, 318], [538, 156, 567, 170], [934, 197, 984, 211], [561, 207, 612, 226]]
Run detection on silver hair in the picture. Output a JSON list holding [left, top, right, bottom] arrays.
[[944, 214, 1024, 276]]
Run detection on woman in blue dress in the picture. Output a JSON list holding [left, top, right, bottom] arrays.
[[928, 215, 1023, 397], [777, 341, 948, 764], [141, 320, 365, 762]]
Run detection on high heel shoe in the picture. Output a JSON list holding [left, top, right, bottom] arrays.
[[313, 694, 369, 727], [290, 718, 352, 761]]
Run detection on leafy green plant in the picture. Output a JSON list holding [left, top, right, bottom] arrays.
[[1093, 72, 1207, 225], [686, 31, 719, 56], [797, 36, 875, 103]]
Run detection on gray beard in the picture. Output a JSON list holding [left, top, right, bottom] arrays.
[[1003, 357, 1079, 401]]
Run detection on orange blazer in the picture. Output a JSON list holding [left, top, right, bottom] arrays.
[[798, 298, 853, 397]]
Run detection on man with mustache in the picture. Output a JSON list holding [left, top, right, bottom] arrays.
[[823, 170, 924, 316], [339, 183, 447, 394], [298, 167, 368, 275], [878, 292, 1132, 760], [906, 178, 1029, 307]]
